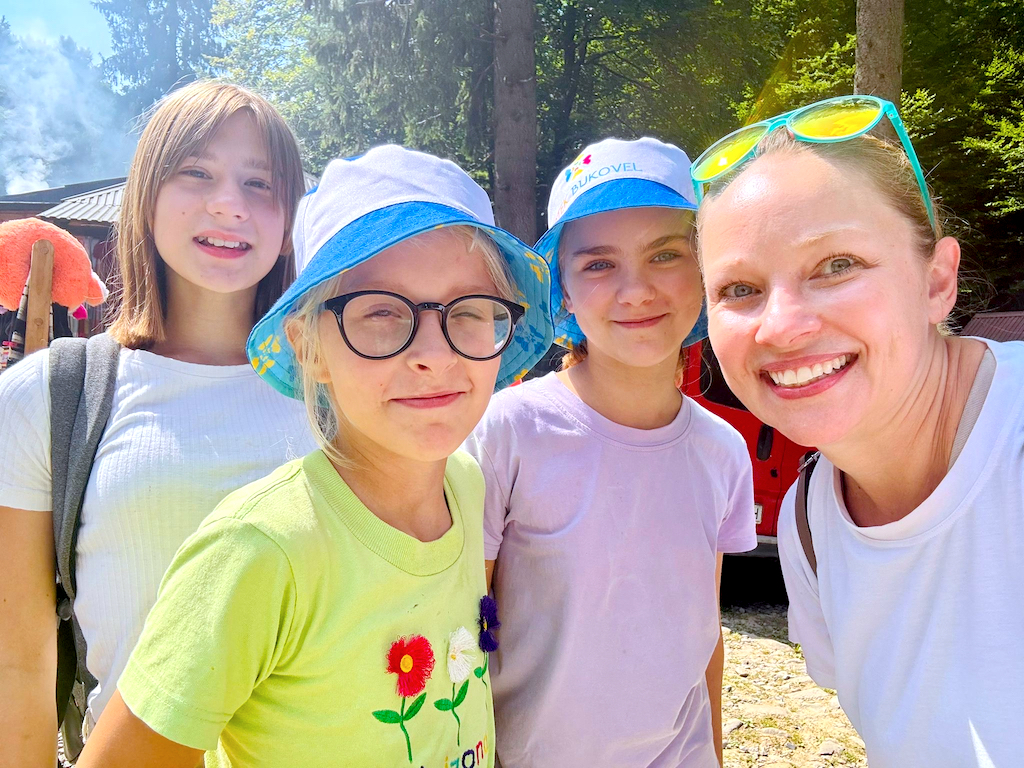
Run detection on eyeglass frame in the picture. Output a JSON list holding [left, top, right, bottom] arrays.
[[322, 290, 526, 362], [690, 94, 935, 229]]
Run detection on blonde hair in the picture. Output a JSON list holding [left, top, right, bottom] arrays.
[[108, 80, 305, 349], [697, 128, 943, 258], [286, 226, 514, 467], [557, 208, 696, 381]]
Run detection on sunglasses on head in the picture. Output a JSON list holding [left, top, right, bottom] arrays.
[[690, 94, 935, 229]]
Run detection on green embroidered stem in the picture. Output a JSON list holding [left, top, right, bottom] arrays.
[[399, 698, 412, 764], [452, 684, 462, 745]]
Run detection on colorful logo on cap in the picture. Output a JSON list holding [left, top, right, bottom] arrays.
[[564, 152, 592, 183]]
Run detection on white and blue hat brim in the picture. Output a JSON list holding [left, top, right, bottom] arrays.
[[535, 177, 707, 349], [248, 201, 554, 399]]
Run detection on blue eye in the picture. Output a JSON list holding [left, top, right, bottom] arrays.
[[583, 260, 613, 272], [181, 168, 209, 179], [652, 251, 680, 263], [720, 283, 757, 300]]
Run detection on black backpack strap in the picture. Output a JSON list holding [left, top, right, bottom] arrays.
[[49, 333, 119, 728], [794, 451, 820, 578]]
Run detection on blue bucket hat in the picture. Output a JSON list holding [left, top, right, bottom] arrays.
[[248, 145, 554, 399], [535, 137, 707, 349]]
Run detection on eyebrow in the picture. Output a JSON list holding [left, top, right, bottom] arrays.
[[192, 151, 272, 172], [570, 232, 691, 259]]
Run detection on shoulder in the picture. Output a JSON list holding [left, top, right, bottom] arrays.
[[683, 397, 750, 469], [479, 374, 563, 429], [201, 457, 321, 556], [445, 450, 486, 503], [0, 348, 49, 405]]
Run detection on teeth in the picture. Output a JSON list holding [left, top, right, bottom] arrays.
[[199, 236, 246, 249], [768, 355, 850, 388]]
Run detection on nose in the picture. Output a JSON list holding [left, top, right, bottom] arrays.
[[616, 264, 657, 306], [206, 180, 251, 222], [754, 285, 821, 348], [404, 310, 458, 373]]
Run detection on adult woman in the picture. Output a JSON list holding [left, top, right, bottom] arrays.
[[694, 95, 1023, 767]]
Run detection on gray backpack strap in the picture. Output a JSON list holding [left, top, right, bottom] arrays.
[[49, 333, 119, 741], [51, 333, 120, 602], [794, 451, 820, 578]]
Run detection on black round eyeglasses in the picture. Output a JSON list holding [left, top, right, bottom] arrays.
[[322, 290, 525, 361]]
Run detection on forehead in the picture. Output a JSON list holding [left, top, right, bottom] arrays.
[[561, 206, 691, 252], [338, 228, 497, 299], [699, 152, 897, 262]]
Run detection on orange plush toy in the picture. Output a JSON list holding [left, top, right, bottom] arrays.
[[0, 217, 109, 311]]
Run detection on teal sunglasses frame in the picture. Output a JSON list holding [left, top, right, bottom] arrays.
[[690, 94, 935, 229]]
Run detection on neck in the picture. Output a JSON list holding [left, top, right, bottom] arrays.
[[331, 433, 452, 542], [823, 335, 986, 527], [151, 275, 256, 365], [558, 346, 682, 429]]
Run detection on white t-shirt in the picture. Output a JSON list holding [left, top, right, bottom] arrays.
[[0, 347, 315, 726], [779, 339, 1024, 768], [465, 373, 756, 768]]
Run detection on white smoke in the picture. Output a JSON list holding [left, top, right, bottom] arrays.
[[0, 32, 135, 195]]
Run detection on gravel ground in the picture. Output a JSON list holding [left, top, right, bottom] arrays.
[[719, 558, 866, 768]]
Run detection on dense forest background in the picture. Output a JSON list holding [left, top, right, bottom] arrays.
[[1, 0, 1022, 311]]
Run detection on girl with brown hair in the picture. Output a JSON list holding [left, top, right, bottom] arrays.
[[0, 80, 314, 766]]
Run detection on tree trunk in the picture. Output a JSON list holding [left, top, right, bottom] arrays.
[[854, 0, 904, 109], [493, 0, 537, 243]]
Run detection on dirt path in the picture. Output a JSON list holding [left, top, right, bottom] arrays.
[[720, 604, 866, 768]]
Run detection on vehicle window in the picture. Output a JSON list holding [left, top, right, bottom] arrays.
[[699, 345, 748, 412]]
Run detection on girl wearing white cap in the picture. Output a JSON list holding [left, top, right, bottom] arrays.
[[78, 146, 553, 768], [465, 138, 756, 767]]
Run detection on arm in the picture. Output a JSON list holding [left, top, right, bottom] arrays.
[[77, 691, 204, 768], [485, 559, 495, 592], [704, 553, 725, 767], [0, 506, 57, 768]]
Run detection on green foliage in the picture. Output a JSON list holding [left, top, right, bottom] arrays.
[[94, 0, 221, 114], [207, 0, 340, 168], [166, 0, 1024, 303]]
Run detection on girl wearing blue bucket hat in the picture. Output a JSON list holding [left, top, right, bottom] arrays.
[[80, 146, 553, 768], [465, 138, 756, 767]]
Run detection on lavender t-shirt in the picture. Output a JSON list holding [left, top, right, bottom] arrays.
[[465, 373, 756, 767]]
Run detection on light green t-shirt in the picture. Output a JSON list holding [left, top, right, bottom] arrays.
[[119, 450, 495, 768]]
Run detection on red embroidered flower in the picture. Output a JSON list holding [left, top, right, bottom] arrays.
[[386, 635, 435, 697]]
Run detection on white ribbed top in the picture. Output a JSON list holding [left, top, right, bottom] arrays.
[[0, 348, 316, 726]]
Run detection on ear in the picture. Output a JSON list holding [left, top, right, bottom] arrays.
[[285, 315, 332, 384], [926, 236, 961, 325]]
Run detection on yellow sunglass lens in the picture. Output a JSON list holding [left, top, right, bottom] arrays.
[[693, 124, 769, 182], [790, 98, 881, 139]]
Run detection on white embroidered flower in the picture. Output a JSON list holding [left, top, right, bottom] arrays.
[[446, 627, 476, 684]]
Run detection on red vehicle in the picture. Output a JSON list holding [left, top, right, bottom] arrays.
[[681, 340, 810, 557]]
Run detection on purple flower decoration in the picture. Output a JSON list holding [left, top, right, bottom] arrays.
[[477, 595, 500, 653]]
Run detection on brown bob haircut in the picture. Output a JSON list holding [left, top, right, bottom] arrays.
[[107, 80, 305, 349]]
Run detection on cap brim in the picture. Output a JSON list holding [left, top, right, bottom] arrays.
[[535, 179, 705, 347], [248, 201, 553, 400]]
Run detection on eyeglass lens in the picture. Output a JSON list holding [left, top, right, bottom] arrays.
[[341, 294, 514, 359]]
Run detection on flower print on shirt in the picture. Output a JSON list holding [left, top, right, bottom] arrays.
[[374, 635, 435, 764], [435, 627, 476, 745]]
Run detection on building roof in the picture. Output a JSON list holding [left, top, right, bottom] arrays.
[[36, 172, 319, 226], [39, 183, 124, 226], [961, 311, 1024, 342], [0, 178, 126, 210]]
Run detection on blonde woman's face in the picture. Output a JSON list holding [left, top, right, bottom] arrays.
[[699, 151, 956, 449], [152, 111, 286, 303], [560, 207, 702, 368], [315, 229, 503, 464]]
